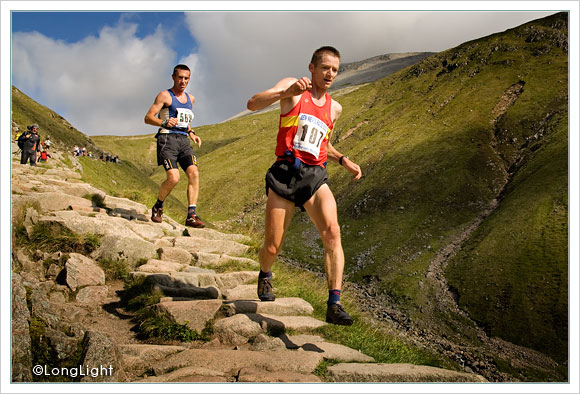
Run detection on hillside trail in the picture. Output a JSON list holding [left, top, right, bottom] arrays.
[[10, 142, 486, 383], [345, 83, 564, 382]]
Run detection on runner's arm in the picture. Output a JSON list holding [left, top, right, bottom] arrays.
[[327, 142, 362, 181], [144, 91, 175, 128], [247, 77, 311, 111]]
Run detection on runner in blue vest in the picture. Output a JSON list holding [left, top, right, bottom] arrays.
[[144, 64, 205, 228]]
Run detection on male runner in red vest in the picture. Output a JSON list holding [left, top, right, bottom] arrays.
[[145, 64, 205, 228], [247, 46, 362, 325]]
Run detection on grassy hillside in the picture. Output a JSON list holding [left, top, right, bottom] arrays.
[[11, 86, 98, 152], [38, 12, 569, 369]]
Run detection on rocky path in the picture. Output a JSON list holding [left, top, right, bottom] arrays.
[[11, 147, 486, 383]]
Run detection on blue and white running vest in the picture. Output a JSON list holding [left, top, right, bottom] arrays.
[[158, 89, 194, 135]]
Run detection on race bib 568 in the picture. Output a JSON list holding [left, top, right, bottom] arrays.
[[176, 108, 194, 129]]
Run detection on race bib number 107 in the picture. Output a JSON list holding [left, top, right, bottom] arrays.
[[293, 113, 330, 159]]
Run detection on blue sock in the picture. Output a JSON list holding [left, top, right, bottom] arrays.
[[154, 199, 164, 209], [328, 289, 341, 305], [258, 270, 272, 280], [187, 205, 196, 218]]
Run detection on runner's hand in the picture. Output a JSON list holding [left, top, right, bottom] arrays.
[[343, 158, 362, 181], [190, 134, 202, 148], [164, 117, 178, 128], [286, 77, 312, 97]]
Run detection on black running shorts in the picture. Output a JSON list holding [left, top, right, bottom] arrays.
[[265, 160, 328, 208], [156, 133, 197, 171]]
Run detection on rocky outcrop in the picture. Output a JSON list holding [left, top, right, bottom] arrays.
[[65, 253, 105, 291], [11, 274, 32, 382], [151, 300, 222, 333]]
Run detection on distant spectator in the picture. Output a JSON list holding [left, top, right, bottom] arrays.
[[18, 124, 41, 166], [14, 129, 22, 141], [44, 136, 51, 150], [37, 150, 51, 163], [82, 147, 86, 156]]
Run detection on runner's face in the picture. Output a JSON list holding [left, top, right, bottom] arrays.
[[310, 53, 340, 90], [172, 70, 191, 90]]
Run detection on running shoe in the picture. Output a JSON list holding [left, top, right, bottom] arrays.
[[326, 303, 353, 326], [185, 215, 206, 228], [151, 205, 163, 223], [257, 277, 275, 301]]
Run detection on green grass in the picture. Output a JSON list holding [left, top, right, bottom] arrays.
[[11, 86, 99, 152], [446, 119, 568, 362], [14, 221, 101, 255], [134, 308, 212, 342]]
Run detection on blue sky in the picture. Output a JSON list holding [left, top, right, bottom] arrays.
[[9, 9, 560, 135], [11, 12, 199, 60]]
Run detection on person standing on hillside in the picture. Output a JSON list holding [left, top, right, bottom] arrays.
[[246, 46, 362, 325], [145, 64, 205, 228], [18, 124, 41, 166]]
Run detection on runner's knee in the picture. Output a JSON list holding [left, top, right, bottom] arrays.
[[166, 171, 180, 186], [186, 165, 199, 179], [262, 241, 282, 258], [320, 223, 341, 247]]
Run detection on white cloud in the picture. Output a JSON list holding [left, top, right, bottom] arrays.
[[183, 11, 555, 126], [11, 11, 556, 135], [12, 22, 177, 136]]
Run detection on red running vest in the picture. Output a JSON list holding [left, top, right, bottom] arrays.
[[275, 90, 334, 167]]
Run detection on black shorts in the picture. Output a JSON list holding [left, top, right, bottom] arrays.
[[265, 160, 328, 208], [156, 133, 197, 171]]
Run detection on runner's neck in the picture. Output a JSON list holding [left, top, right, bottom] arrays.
[[170, 87, 188, 103], [309, 87, 327, 105]]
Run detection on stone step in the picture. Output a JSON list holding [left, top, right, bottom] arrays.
[[91, 234, 158, 269], [131, 270, 257, 292], [14, 192, 93, 213], [137, 259, 187, 273], [213, 314, 263, 346], [222, 297, 314, 317], [222, 284, 259, 300], [152, 348, 324, 377], [150, 299, 223, 333], [244, 313, 326, 332], [102, 195, 148, 215], [181, 227, 251, 243], [192, 251, 258, 268], [326, 363, 487, 382], [237, 367, 321, 383], [135, 366, 230, 382], [118, 344, 188, 376], [157, 246, 193, 265], [174, 236, 249, 256]]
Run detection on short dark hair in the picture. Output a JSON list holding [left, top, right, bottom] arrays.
[[310, 46, 341, 65], [173, 64, 191, 75]]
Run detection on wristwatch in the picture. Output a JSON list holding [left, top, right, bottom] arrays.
[[339, 155, 349, 166]]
